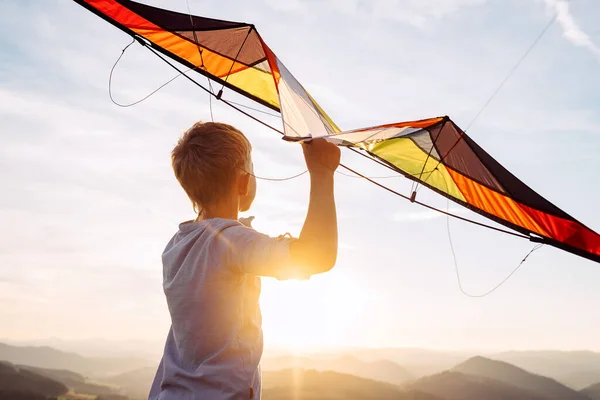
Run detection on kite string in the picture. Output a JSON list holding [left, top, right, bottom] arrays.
[[435, 171, 544, 297], [107, 39, 308, 181], [108, 38, 193, 107], [414, 8, 561, 191], [243, 168, 308, 182], [449, 212, 544, 297], [103, 29, 302, 181], [464, 9, 561, 133]]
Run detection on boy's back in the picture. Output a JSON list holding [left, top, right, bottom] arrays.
[[149, 218, 294, 400], [150, 122, 340, 400]]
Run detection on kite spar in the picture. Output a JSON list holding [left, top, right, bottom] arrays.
[[73, 0, 600, 264]]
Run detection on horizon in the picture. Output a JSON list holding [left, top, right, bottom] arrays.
[[2, 0, 600, 353], [3, 337, 600, 357]]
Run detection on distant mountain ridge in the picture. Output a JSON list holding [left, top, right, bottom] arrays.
[[346, 347, 471, 377], [5, 340, 600, 387], [453, 356, 590, 400], [2, 337, 163, 359], [0, 342, 152, 378], [262, 354, 414, 385]]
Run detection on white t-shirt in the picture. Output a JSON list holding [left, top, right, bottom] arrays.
[[149, 218, 296, 400]]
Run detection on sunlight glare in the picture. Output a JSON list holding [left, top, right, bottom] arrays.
[[261, 272, 373, 351]]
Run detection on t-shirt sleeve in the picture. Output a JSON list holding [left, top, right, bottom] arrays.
[[222, 225, 307, 280]]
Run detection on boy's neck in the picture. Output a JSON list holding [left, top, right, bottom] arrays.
[[197, 200, 239, 221]]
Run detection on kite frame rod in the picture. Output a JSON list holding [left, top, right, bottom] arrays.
[[338, 162, 529, 240]]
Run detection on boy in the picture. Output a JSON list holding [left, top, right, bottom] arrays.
[[149, 122, 340, 400]]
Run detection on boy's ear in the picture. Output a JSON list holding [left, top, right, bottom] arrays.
[[238, 171, 250, 196]]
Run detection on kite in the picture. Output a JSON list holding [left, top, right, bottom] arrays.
[[73, 0, 600, 264]]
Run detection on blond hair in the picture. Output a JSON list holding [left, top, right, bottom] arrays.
[[171, 121, 251, 213]]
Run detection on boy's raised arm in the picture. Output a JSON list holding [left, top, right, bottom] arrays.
[[289, 138, 340, 275]]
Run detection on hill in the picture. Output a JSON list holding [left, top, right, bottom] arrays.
[[0, 361, 68, 399], [0, 343, 151, 378], [18, 365, 121, 397], [262, 369, 441, 400], [582, 382, 600, 400], [262, 354, 413, 385], [409, 370, 547, 400], [0, 390, 54, 400], [453, 356, 590, 400]]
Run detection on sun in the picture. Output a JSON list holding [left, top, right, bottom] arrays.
[[260, 272, 371, 351], [247, 215, 373, 351]]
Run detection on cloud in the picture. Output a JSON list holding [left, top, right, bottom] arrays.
[[544, 0, 600, 59]]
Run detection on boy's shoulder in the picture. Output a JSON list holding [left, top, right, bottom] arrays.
[[175, 218, 266, 250], [169, 218, 297, 279], [177, 218, 244, 235]]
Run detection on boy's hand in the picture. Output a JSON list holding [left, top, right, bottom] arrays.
[[302, 138, 341, 176]]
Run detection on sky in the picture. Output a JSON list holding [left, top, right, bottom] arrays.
[[1, 0, 600, 354]]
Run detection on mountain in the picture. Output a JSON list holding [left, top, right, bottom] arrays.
[[582, 382, 600, 400], [409, 370, 547, 400], [494, 351, 600, 389], [346, 348, 472, 377], [18, 364, 121, 397], [262, 354, 413, 385], [0, 361, 68, 399], [262, 369, 442, 400], [2, 338, 163, 359], [0, 342, 152, 378], [104, 367, 437, 400], [453, 356, 590, 400], [264, 348, 600, 386]]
